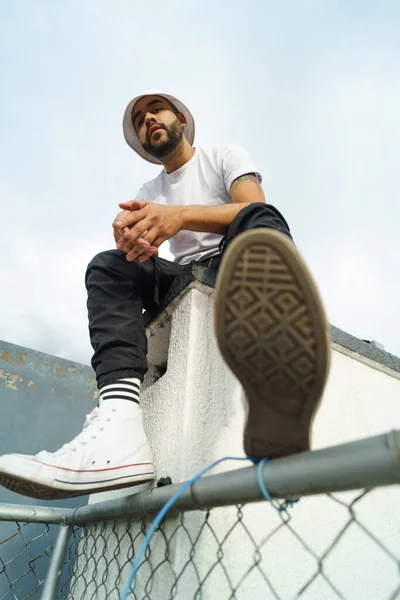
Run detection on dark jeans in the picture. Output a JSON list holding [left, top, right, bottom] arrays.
[[86, 203, 292, 387]]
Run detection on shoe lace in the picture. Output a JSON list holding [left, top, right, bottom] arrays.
[[39, 406, 109, 459]]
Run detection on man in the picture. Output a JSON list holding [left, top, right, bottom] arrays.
[[0, 92, 330, 500]]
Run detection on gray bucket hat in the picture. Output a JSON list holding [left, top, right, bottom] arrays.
[[122, 90, 195, 165]]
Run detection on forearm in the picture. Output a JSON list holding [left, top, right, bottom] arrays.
[[179, 202, 253, 235]]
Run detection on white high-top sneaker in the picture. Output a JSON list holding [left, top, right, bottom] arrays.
[[0, 400, 155, 500]]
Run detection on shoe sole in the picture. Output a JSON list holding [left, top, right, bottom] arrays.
[[0, 463, 155, 500], [214, 229, 330, 459]]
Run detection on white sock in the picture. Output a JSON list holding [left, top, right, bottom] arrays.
[[99, 377, 140, 406]]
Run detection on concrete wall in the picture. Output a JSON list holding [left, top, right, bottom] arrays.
[[83, 282, 400, 600]]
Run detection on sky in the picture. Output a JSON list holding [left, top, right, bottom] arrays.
[[0, 0, 399, 366]]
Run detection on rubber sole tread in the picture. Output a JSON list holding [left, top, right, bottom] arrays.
[[214, 229, 330, 459]]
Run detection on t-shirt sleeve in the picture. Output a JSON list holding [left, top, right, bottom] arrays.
[[135, 186, 149, 200], [220, 144, 262, 192]]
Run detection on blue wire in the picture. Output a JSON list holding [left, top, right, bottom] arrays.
[[256, 457, 272, 501], [121, 455, 295, 599], [121, 456, 250, 599], [256, 457, 299, 512]]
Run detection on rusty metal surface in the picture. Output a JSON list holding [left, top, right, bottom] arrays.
[[0, 338, 97, 506], [0, 339, 97, 598]]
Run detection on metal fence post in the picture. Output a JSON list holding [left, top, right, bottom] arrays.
[[41, 524, 72, 600]]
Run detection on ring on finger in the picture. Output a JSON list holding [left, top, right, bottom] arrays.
[[139, 230, 149, 239]]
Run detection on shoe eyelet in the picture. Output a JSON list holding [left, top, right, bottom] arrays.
[[107, 460, 110, 464], [92, 460, 96, 465]]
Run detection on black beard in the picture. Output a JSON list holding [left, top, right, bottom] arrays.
[[142, 120, 184, 159]]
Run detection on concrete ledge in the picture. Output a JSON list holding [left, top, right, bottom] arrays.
[[144, 266, 400, 375], [143, 261, 217, 328], [330, 325, 400, 375]]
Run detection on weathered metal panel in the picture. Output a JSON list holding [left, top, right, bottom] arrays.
[[0, 339, 97, 473], [0, 339, 97, 597]]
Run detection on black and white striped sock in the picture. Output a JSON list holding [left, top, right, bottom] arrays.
[[99, 377, 140, 405]]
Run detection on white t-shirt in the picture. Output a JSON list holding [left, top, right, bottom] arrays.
[[135, 144, 262, 265]]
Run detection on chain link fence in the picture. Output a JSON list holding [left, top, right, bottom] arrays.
[[63, 486, 400, 600], [1, 433, 400, 599], [0, 520, 54, 599], [2, 487, 400, 599]]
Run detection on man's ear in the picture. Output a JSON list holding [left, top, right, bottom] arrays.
[[177, 112, 187, 126]]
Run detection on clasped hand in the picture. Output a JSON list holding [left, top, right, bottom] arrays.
[[113, 201, 182, 262]]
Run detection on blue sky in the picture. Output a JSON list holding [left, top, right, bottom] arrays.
[[1, 0, 399, 363]]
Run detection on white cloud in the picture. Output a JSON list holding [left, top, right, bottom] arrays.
[[0, 0, 399, 362]]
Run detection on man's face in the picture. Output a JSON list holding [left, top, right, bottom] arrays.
[[132, 95, 186, 160]]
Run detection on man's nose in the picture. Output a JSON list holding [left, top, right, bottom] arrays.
[[144, 112, 157, 126]]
